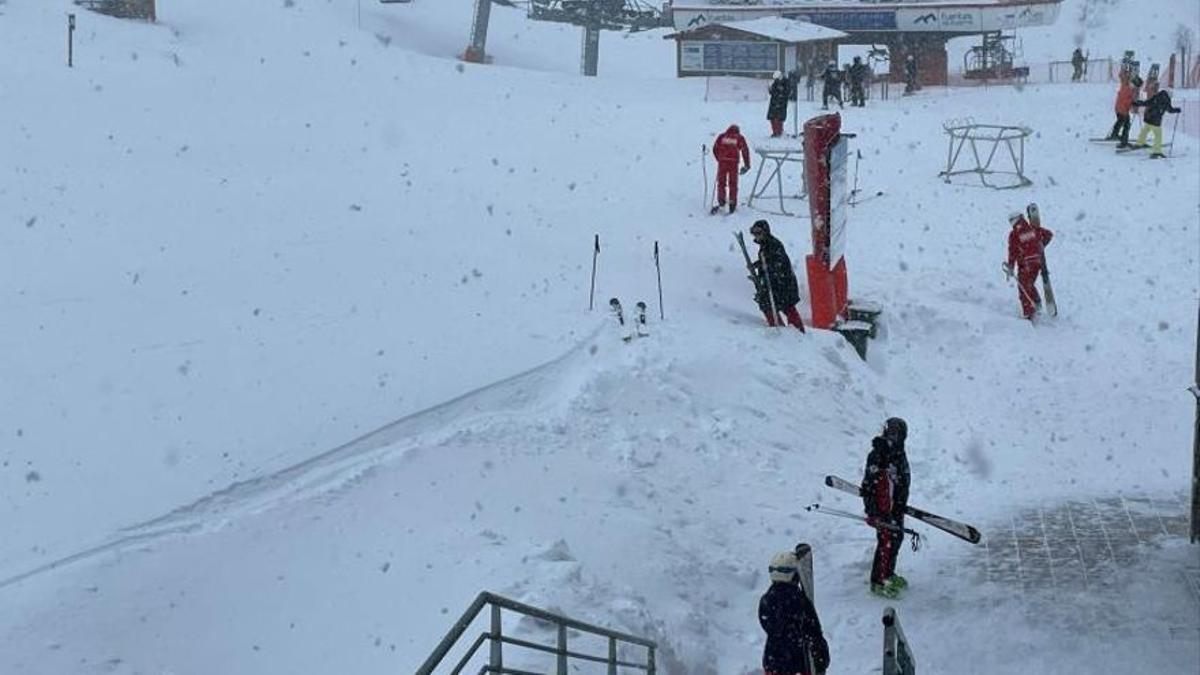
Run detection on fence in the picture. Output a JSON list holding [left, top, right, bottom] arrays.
[[416, 591, 657, 675]]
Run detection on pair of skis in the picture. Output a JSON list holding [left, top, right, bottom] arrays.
[[609, 298, 648, 342], [822, 475, 983, 545]]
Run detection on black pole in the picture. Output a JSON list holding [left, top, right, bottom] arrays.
[[588, 234, 599, 311], [654, 241, 664, 320], [68, 14, 75, 68]]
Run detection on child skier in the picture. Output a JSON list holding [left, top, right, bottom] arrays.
[[1132, 83, 1182, 158]]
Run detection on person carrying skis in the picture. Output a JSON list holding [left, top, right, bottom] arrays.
[[903, 54, 918, 95], [848, 56, 868, 107], [1132, 82, 1182, 158], [711, 124, 751, 215], [821, 61, 843, 110], [1004, 210, 1053, 320], [1071, 47, 1086, 81], [767, 71, 790, 138], [760, 548, 830, 675], [1107, 73, 1139, 148], [750, 220, 806, 332], [862, 417, 911, 598]]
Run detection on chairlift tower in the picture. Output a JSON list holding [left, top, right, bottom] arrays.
[[464, 0, 668, 75]]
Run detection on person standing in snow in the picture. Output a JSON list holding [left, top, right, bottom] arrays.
[[862, 417, 911, 598], [848, 56, 868, 107], [1071, 47, 1086, 82], [760, 548, 830, 675], [821, 61, 843, 110], [1107, 73, 1139, 148], [750, 220, 806, 332], [1132, 83, 1182, 158], [903, 53, 918, 95], [768, 71, 790, 138], [711, 124, 751, 215], [1004, 210, 1053, 320]]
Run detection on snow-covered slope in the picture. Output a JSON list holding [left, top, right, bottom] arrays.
[[0, 0, 1197, 673]]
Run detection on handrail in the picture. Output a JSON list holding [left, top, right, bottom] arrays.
[[882, 606, 917, 675], [415, 591, 657, 675]]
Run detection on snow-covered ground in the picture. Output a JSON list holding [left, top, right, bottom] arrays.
[[1, 0, 1197, 673]]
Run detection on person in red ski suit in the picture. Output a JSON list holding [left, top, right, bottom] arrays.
[[711, 124, 750, 214], [862, 418, 910, 597], [1005, 210, 1053, 320]]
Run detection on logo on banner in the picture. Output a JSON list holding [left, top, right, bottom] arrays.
[[913, 13, 937, 25]]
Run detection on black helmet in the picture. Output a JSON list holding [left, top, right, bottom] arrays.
[[751, 219, 771, 235], [883, 417, 907, 444]]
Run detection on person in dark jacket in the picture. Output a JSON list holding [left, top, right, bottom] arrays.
[[862, 417, 911, 598], [760, 549, 830, 675], [1132, 84, 1182, 158], [767, 71, 790, 137], [750, 220, 806, 332], [848, 56, 868, 107], [903, 54, 918, 95], [820, 61, 843, 109], [1071, 47, 1086, 81]]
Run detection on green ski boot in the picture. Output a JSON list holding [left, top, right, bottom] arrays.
[[887, 575, 909, 591], [870, 582, 899, 599]]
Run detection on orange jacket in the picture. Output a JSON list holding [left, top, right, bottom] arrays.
[[1114, 82, 1136, 115]]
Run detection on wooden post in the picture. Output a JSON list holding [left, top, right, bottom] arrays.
[[67, 14, 75, 68]]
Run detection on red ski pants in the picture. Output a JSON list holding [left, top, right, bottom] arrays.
[[1016, 261, 1042, 318], [765, 305, 807, 332], [871, 527, 900, 585], [716, 160, 740, 206]]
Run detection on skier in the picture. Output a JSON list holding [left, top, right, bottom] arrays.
[[1004, 211, 1053, 320], [903, 54, 918, 95], [820, 61, 843, 110], [861, 417, 911, 598], [1071, 47, 1086, 81], [750, 220, 806, 332], [1107, 73, 1139, 147], [767, 71, 790, 138], [1131, 82, 1182, 158], [710, 124, 751, 215], [760, 549, 830, 675], [848, 56, 869, 107]]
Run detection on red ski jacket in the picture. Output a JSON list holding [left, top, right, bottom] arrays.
[[1115, 81, 1136, 115], [713, 125, 750, 167], [1007, 217, 1053, 267]]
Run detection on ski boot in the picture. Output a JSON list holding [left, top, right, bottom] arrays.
[[728, 204, 737, 214], [887, 574, 909, 591], [870, 582, 899, 599], [1150, 153, 1166, 159], [710, 204, 723, 216]]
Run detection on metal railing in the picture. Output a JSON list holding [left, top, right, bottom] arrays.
[[415, 591, 657, 675], [882, 606, 916, 675]]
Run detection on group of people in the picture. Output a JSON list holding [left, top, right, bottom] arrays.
[[759, 417, 912, 675], [1106, 70, 1182, 157]]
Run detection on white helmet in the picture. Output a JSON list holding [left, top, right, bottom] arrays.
[[1008, 211, 1024, 225], [772, 70, 783, 80], [768, 550, 799, 583], [1026, 202, 1039, 220]]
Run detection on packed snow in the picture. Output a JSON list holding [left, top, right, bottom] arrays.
[[0, 0, 1197, 673]]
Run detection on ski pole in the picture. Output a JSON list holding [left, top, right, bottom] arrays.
[[588, 234, 599, 311], [654, 240, 664, 320], [805, 504, 922, 551], [1168, 110, 1181, 158], [850, 149, 861, 206], [701, 144, 708, 211]]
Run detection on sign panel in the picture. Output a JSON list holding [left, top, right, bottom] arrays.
[[980, 2, 1061, 31], [896, 8, 983, 32], [681, 43, 704, 71], [782, 9, 896, 31], [700, 41, 779, 72], [828, 137, 849, 267]]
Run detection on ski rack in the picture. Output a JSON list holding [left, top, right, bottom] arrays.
[[939, 117, 1033, 190], [747, 143, 808, 217]]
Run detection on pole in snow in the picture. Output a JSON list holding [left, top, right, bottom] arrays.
[[67, 14, 75, 68], [588, 234, 599, 311], [654, 241, 664, 320]]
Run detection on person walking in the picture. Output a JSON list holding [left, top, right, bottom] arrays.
[[760, 549, 830, 675], [767, 71, 790, 137], [1004, 211, 1053, 320], [848, 56, 868, 107], [821, 61, 843, 110], [1071, 47, 1086, 81], [750, 220, 806, 332]]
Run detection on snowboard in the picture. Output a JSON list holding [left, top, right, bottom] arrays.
[[824, 475, 983, 544]]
